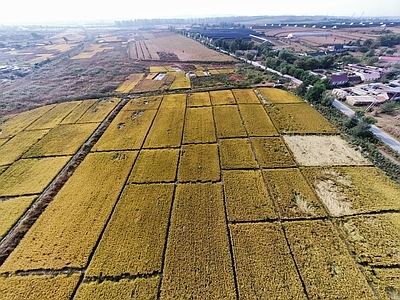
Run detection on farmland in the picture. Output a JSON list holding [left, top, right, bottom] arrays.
[[0, 85, 399, 300]]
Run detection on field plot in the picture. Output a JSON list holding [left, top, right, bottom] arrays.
[[161, 183, 236, 299], [158, 93, 186, 110], [0, 274, 80, 300], [232, 89, 260, 104], [92, 110, 156, 151], [178, 144, 220, 182], [223, 170, 276, 222], [86, 184, 174, 277], [219, 138, 257, 169], [27, 102, 81, 130], [131, 78, 164, 92], [23, 123, 98, 157], [0, 139, 8, 147], [0, 166, 7, 175], [251, 137, 296, 168], [150, 66, 168, 72], [230, 223, 306, 299], [169, 72, 191, 90], [187, 92, 211, 107], [77, 98, 120, 123], [263, 168, 327, 219], [265, 103, 338, 134], [259, 88, 304, 104], [128, 149, 179, 183], [0, 130, 49, 166], [302, 166, 400, 216], [183, 107, 216, 144], [284, 135, 370, 166], [213, 105, 247, 138], [335, 213, 400, 266], [0, 196, 36, 240], [239, 104, 278, 136], [122, 96, 162, 111], [0, 151, 137, 272], [60, 99, 98, 124], [367, 267, 400, 300], [75, 277, 160, 300], [285, 220, 375, 299], [116, 73, 145, 93], [0, 156, 71, 197], [210, 90, 236, 105]]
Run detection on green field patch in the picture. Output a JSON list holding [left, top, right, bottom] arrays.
[[301, 166, 400, 216], [285, 220, 375, 299], [74, 277, 160, 300], [122, 96, 162, 111], [93, 110, 156, 151], [213, 105, 247, 138], [263, 168, 327, 219], [161, 183, 236, 299], [0, 130, 49, 166], [178, 144, 220, 182], [0, 196, 37, 240], [0, 274, 80, 300], [187, 92, 211, 107], [230, 223, 307, 299], [232, 88, 260, 104], [60, 99, 98, 124], [86, 184, 174, 277], [0, 151, 137, 272], [77, 98, 120, 123], [159, 93, 186, 110], [129, 149, 179, 183], [223, 170, 276, 221], [183, 107, 216, 144], [0, 156, 71, 197], [366, 267, 400, 300], [251, 137, 296, 168], [210, 90, 236, 105], [219, 138, 257, 169], [24, 124, 98, 157], [265, 103, 337, 134], [335, 213, 400, 267], [26, 101, 81, 130], [239, 104, 278, 136]]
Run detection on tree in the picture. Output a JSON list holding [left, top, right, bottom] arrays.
[[380, 101, 397, 114], [305, 82, 326, 103]]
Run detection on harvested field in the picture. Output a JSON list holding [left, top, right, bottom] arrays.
[[232, 88, 260, 104], [60, 100, 98, 124], [239, 104, 278, 136], [251, 137, 296, 168], [161, 183, 236, 299], [183, 107, 216, 144], [210, 90, 236, 105], [259, 88, 304, 104], [219, 138, 258, 169], [285, 220, 375, 299], [122, 96, 162, 111], [116, 73, 145, 93], [77, 98, 120, 123], [223, 170, 276, 222], [132, 79, 164, 92], [213, 105, 247, 138], [86, 184, 174, 277], [187, 92, 211, 107], [230, 223, 306, 299]]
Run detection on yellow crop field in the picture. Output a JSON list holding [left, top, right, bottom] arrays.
[[145, 72, 158, 79], [251, 137, 296, 168], [0, 129, 49, 166], [213, 105, 247, 138], [178, 144, 220, 182], [71, 44, 112, 59], [169, 73, 191, 90], [0, 151, 137, 272], [239, 104, 278, 136], [77, 98, 120, 123], [302, 166, 400, 216], [0, 274, 80, 300], [27, 101, 81, 130], [122, 96, 162, 111], [0, 196, 36, 239], [0, 104, 54, 138], [159, 93, 186, 110], [230, 223, 307, 299], [183, 107, 216, 144], [86, 184, 174, 277], [150, 66, 168, 72], [0, 156, 71, 197], [0, 166, 7, 175], [263, 168, 327, 219], [223, 170, 276, 221], [265, 103, 338, 134], [60, 99, 98, 124], [210, 90, 236, 105], [259, 88, 304, 104], [208, 67, 219, 75], [367, 268, 400, 300], [132, 79, 164, 92], [195, 70, 205, 77], [128, 149, 179, 183], [0, 139, 8, 147], [187, 92, 211, 107], [75, 277, 160, 300], [92, 110, 156, 151], [219, 138, 257, 169], [116, 73, 145, 93], [217, 68, 236, 74], [24, 123, 98, 157], [232, 88, 260, 104], [285, 220, 375, 299], [161, 183, 236, 299]]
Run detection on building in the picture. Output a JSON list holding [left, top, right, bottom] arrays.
[[286, 32, 332, 39], [330, 74, 349, 86]]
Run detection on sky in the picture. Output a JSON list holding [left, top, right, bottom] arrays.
[[1, 0, 400, 24]]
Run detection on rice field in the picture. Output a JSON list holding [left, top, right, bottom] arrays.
[[116, 73, 145, 93]]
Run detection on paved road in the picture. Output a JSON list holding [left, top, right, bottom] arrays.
[[332, 100, 356, 117]]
